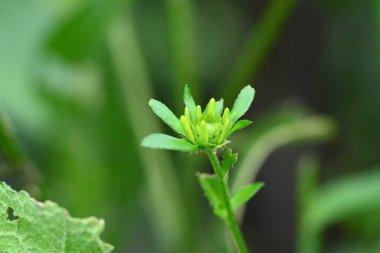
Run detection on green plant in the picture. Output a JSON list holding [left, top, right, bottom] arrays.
[[0, 182, 113, 253], [142, 85, 263, 253]]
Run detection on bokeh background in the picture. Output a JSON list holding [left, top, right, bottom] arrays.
[[1, 0, 380, 252]]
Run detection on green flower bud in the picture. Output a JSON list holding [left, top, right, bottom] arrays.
[[180, 115, 196, 144], [196, 105, 203, 122], [204, 98, 216, 121], [179, 99, 233, 148], [198, 121, 209, 146], [143, 84, 254, 152]]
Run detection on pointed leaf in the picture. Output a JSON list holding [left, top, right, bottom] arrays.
[[228, 120, 252, 136], [197, 173, 227, 220], [215, 99, 224, 115], [149, 99, 185, 135], [230, 85, 255, 124], [231, 182, 264, 210], [221, 149, 238, 176], [141, 133, 198, 152], [183, 85, 197, 120]]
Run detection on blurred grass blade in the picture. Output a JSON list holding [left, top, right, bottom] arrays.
[[296, 154, 319, 217], [232, 114, 336, 193], [0, 113, 25, 167], [296, 154, 321, 253], [107, 12, 188, 252], [376, 0, 380, 63], [48, 0, 130, 61], [0, 113, 37, 190], [305, 168, 380, 230], [299, 167, 380, 253], [165, 0, 199, 109], [222, 0, 296, 98]]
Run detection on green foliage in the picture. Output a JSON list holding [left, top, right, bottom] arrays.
[[141, 133, 197, 152], [229, 85, 255, 124], [197, 173, 227, 220], [232, 112, 337, 193], [221, 149, 238, 177], [231, 182, 265, 210], [297, 157, 380, 253], [228, 120, 252, 137], [148, 99, 185, 136], [0, 182, 113, 253], [304, 168, 380, 230], [222, 0, 297, 97], [183, 84, 197, 120], [143, 85, 255, 151], [143, 85, 256, 253]]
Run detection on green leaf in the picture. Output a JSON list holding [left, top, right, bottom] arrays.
[[197, 173, 227, 220], [215, 99, 224, 115], [231, 182, 264, 210], [183, 85, 197, 120], [228, 119, 252, 136], [149, 99, 185, 136], [221, 149, 238, 176], [0, 182, 113, 252], [230, 85, 255, 124], [141, 133, 198, 152], [304, 168, 380, 230]]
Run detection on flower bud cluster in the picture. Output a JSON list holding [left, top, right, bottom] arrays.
[[180, 98, 231, 148]]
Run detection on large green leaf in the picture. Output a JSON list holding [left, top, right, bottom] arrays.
[[197, 173, 227, 220], [149, 99, 185, 135], [0, 182, 113, 252], [141, 133, 197, 152], [183, 85, 197, 120], [229, 85, 255, 124], [231, 182, 264, 210]]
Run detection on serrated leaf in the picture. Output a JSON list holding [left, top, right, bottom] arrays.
[[141, 133, 198, 152], [149, 99, 185, 136], [228, 120, 252, 136], [183, 85, 197, 120], [230, 85, 255, 124], [197, 173, 227, 220], [0, 182, 113, 253], [221, 149, 238, 176], [231, 182, 264, 210], [215, 99, 224, 115]]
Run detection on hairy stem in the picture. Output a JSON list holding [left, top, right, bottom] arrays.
[[206, 150, 249, 253]]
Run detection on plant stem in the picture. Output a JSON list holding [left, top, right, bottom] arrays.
[[206, 150, 249, 253]]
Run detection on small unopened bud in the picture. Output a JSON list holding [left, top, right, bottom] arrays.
[[198, 121, 209, 146], [196, 105, 203, 122], [218, 119, 230, 144], [204, 98, 216, 119], [180, 115, 196, 144], [222, 108, 230, 123]]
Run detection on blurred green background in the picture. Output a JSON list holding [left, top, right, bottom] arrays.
[[1, 0, 380, 252]]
